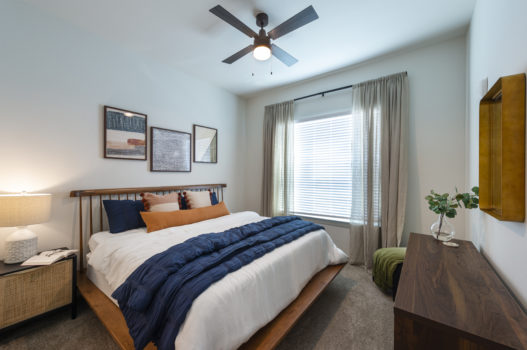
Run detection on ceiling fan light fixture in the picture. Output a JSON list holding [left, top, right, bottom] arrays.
[[253, 44, 271, 61]]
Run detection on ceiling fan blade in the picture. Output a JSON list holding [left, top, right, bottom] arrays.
[[223, 45, 254, 64], [210, 5, 258, 38], [268, 5, 319, 40], [271, 44, 298, 67]]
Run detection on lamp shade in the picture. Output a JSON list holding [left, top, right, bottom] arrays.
[[0, 193, 51, 227]]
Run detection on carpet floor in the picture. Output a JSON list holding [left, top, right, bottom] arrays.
[[0, 265, 393, 350]]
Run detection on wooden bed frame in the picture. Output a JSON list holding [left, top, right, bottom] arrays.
[[70, 184, 345, 350]]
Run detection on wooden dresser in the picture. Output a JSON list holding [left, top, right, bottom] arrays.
[[394, 233, 527, 349]]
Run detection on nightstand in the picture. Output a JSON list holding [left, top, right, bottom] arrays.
[[0, 252, 77, 331]]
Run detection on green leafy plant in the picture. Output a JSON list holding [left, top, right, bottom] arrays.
[[425, 186, 479, 234]]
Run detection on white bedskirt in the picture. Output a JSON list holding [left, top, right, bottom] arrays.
[[87, 211, 348, 350]]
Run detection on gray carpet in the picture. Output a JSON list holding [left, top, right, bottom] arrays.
[[0, 265, 393, 350]]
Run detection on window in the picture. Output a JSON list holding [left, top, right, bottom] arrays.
[[293, 112, 381, 223], [293, 114, 353, 220]]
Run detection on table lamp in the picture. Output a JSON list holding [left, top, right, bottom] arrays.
[[0, 193, 51, 264]]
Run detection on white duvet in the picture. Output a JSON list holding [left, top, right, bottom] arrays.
[[87, 211, 348, 350]]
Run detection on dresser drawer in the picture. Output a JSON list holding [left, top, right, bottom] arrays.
[[0, 259, 72, 328]]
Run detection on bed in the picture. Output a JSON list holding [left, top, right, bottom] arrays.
[[70, 184, 347, 350]]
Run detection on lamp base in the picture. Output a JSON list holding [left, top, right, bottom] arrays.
[[4, 227, 38, 264]]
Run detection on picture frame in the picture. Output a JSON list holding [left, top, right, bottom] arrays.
[[104, 106, 147, 160], [151, 127, 191, 172], [193, 124, 218, 163]]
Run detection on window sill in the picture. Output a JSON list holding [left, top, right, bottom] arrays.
[[294, 214, 351, 228]]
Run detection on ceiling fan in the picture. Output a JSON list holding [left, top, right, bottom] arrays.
[[209, 5, 319, 67]]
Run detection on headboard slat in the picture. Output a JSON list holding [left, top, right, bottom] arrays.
[[89, 196, 93, 238], [99, 196, 103, 232], [78, 197, 83, 270]]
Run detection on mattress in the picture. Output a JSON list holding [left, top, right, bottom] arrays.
[[87, 211, 348, 350], [86, 258, 117, 304]]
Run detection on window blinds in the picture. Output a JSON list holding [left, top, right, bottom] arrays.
[[294, 114, 353, 219], [293, 112, 381, 222]]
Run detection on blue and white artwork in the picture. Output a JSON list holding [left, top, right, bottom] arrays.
[[104, 106, 147, 160]]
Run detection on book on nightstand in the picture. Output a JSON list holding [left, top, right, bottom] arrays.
[[21, 249, 78, 266]]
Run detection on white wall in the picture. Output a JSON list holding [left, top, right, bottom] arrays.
[[0, 1, 246, 258], [244, 36, 468, 254], [467, 0, 527, 307]]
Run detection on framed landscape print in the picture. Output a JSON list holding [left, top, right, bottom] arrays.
[[193, 124, 217, 163], [151, 127, 191, 172], [104, 106, 147, 160]]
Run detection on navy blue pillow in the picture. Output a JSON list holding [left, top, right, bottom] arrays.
[[211, 192, 219, 205], [103, 200, 146, 234], [180, 195, 188, 210]]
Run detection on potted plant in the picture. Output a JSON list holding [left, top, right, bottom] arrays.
[[425, 187, 479, 241]]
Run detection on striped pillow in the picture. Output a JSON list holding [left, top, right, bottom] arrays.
[[140, 192, 180, 212], [184, 191, 214, 209]]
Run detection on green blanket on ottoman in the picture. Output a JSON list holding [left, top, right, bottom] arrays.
[[373, 247, 406, 293]]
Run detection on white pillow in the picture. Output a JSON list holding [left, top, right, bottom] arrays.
[[185, 191, 212, 209]]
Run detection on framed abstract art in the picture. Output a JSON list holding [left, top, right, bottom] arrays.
[[150, 127, 191, 172], [193, 124, 217, 163], [104, 106, 147, 160]]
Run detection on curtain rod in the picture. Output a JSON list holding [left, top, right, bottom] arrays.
[[293, 71, 408, 102]]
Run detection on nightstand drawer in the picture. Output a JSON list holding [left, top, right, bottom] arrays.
[[0, 259, 72, 328]]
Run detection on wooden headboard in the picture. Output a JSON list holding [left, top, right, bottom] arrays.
[[70, 184, 226, 270]]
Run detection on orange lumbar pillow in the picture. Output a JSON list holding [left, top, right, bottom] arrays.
[[140, 202, 230, 233]]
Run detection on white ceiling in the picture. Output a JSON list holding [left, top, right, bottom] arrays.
[[22, 0, 476, 97]]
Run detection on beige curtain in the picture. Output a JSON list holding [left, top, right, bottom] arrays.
[[261, 101, 294, 217], [349, 72, 408, 267]]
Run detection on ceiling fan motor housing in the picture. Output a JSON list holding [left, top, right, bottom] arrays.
[[254, 29, 271, 48]]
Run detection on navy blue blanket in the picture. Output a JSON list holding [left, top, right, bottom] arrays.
[[112, 216, 323, 350]]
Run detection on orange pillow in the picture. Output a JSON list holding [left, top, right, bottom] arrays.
[[140, 202, 230, 233]]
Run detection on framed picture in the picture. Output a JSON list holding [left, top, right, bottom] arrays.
[[193, 124, 217, 163], [151, 127, 191, 172], [104, 106, 147, 160]]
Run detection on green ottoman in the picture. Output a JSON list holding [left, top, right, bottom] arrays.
[[372, 247, 406, 299]]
